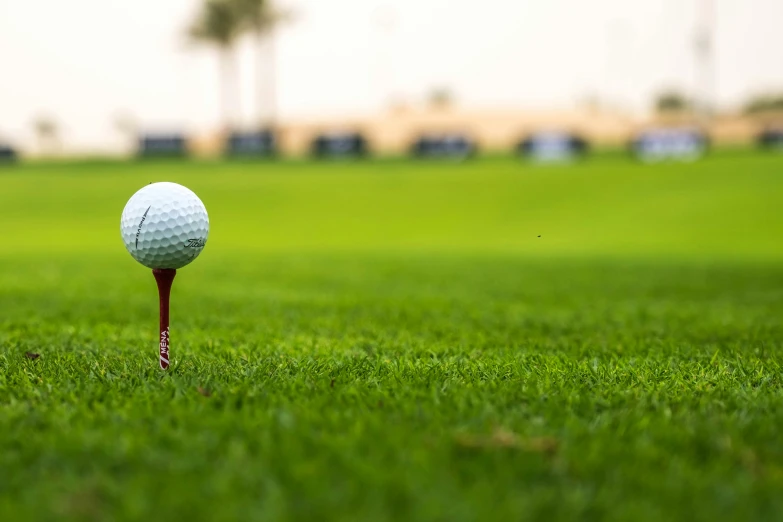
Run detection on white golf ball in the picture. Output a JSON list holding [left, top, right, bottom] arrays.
[[120, 182, 209, 269]]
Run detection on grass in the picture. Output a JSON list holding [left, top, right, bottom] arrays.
[[1, 152, 783, 521]]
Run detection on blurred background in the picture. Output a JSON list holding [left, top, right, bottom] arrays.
[[1, 0, 782, 158], [4, 4, 783, 520]]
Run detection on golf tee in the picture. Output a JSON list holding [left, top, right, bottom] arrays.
[[152, 268, 177, 370]]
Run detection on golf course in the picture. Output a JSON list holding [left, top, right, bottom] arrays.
[[1, 152, 782, 521]]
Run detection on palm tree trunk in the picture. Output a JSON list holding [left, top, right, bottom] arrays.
[[254, 29, 266, 128], [254, 28, 277, 129], [219, 45, 237, 134], [268, 29, 278, 128]]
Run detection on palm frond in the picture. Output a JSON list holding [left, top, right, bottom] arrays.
[[231, 0, 292, 33], [188, 0, 242, 47]]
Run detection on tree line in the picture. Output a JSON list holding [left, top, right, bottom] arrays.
[[655, 90, 783, 116]]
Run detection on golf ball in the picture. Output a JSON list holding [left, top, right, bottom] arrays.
[[120, 182, 209, 269]]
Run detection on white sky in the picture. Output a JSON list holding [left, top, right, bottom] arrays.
[[1, 0, 782, 152]]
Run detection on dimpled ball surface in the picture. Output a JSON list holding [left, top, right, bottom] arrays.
[[120, 182, 209, 269]]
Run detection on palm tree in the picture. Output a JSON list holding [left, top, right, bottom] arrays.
[[188, 0, 243, 133], [113, 113, 138, 155], [232, 0, 289, 128], [33, 116, 60, 156]]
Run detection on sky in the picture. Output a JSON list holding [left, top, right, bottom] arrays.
[[0, 0, 782, 152]]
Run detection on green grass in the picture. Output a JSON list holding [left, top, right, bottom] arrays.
[[1, 153, 783, 521]]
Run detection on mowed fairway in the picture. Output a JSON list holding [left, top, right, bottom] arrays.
[[1, 153, 783, 521]]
